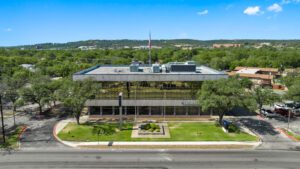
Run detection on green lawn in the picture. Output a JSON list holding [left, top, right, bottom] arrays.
[[57, 122, 257, 142]]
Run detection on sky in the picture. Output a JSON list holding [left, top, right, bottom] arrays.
[[1, 0, 300, 46]]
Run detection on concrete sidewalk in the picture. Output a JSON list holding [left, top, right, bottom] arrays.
[[53, 118, 261, 149]]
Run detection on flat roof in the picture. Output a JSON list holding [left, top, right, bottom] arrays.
[[73, 64, 228, 82], [76, 65, 224, 75]]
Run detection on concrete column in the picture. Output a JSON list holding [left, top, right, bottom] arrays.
[[137, 107, 139, 116], [174, 106, 176, 116], [198, 107, 201, 116], [112, 106, 115, 115], [149, 107, 151, 116], [125, 106, 127, 115], [187, 107, 189, 116], [100, 106, 103, 116]]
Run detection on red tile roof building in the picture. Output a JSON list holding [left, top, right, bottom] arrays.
[[228, 67, 280, 86]]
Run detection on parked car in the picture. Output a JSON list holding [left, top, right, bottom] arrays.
[[284, 101, 300, 116], [274, 108, 295, 118], [260, 108, 277, 118], [293, 109, 300, 116], [274, 103, 286, 109], [284, 101, 297, 110]]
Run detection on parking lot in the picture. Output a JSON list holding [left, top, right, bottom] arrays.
[[262, 103, 300, 134]]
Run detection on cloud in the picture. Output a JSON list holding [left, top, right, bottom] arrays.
[[243, 6, 262, 15], [197, 10, 208, 16], [268, 3, 282, 12], [4, 28, 12, 32], [281, 0, 300, 4]]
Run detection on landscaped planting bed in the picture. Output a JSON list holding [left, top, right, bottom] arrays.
[[57, 122, 257, 142]]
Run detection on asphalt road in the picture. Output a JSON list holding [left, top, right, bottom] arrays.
[[1, 150, 300, 169]]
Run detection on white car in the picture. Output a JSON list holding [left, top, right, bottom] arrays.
[[274, 103, 286, 109], [260, 108, 277, 118]]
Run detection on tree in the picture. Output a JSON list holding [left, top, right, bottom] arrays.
[[240, 78, 253, 89], [3, 74, 27, 126], [58, 79, 98, 125], [198, 78, 255, 125], [48, 79, 64, 107], [253, 86, 281, 113], [280, 75, 300, 88], [286, 79, 300, 102], [20, 74, 51, 115]]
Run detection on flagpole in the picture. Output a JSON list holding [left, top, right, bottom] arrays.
[[148, 32, 151, 66]]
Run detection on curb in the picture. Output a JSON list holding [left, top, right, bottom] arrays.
[[16, 125, 27, 149], [18, 125, 27, 139], [278, 128, 300, 142], [52, 120, 77, 148]]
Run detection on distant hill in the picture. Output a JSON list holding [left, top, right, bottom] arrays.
[[3, 39, 300, 50]]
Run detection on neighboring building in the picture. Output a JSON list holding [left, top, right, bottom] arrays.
[[228, 66, 280, 86], [20, 64, 35, 72], [78, 46, 97, 50], [254, 42, 272, 48], [73, 61, 228, 117], [212, 43, 241, 48], [132, 45, 162, 49]]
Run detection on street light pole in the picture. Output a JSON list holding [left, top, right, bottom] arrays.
[[164, 91, 166, 122], [0, 95, 6, 143], [119, 92, 123, 130], [135, 83, 137, 122]]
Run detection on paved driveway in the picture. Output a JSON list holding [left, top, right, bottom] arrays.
[[235, 116, 300, 150], [20, 117, 67, 150]]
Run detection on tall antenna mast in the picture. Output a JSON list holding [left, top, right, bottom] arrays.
[[148, 32, 152, 66]]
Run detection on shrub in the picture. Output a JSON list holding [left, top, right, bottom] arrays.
[[228, 123, 240, 133], [140, 123, 160, 132]]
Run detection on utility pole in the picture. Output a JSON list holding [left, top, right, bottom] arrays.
[[163, 91, 166, 122], [0, 95, 5, 143]]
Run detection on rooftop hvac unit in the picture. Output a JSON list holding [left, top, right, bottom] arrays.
[[152, 64, 161, 73], [170, 64, 196, 72], [129, 64, 139, 72]]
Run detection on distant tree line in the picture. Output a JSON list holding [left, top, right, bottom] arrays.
[[3, 39, 300, 50], [1, 46, 300, 78]]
